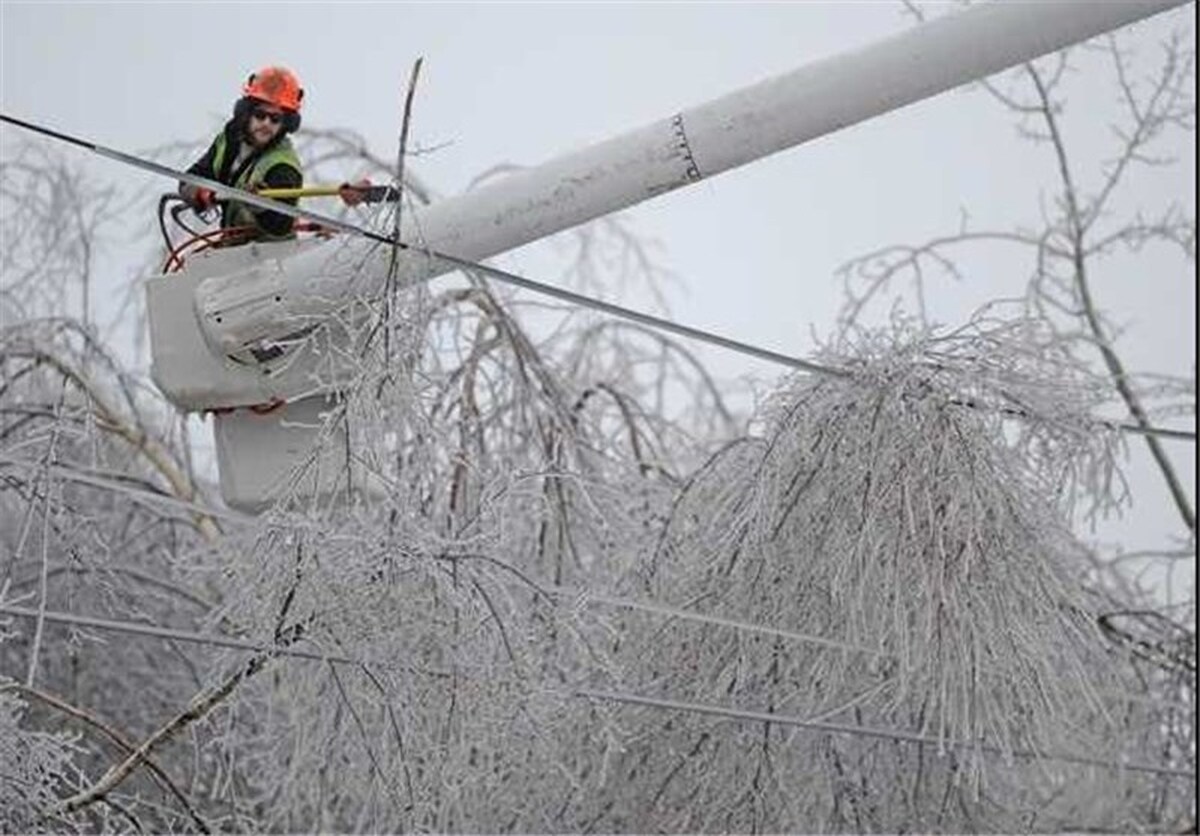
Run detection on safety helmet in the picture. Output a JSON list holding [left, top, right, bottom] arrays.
[[243, 66, 304, 113]]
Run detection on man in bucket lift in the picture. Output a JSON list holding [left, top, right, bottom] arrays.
[[179, 65, 367, 241]]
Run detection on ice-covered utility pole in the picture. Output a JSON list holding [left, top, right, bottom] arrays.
[[195, 0, 1187, 361], [141, 0, 1187, 511]]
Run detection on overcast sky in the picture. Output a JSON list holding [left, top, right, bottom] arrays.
[[1, 2, 1194, 588]]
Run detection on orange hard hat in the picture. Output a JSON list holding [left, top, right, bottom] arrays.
[[243, 66, 304, 112]]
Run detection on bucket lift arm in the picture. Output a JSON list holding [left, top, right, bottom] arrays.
[[135, 0, 1187, 512], [194, 0, 1187, 381]]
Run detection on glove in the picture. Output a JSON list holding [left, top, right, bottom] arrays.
[[183, 185, 217, 212], [194, 187, 217, 211], [339, 179, 372, 207]]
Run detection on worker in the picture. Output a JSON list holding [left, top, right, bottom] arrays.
[[179, 66, 367, 242]]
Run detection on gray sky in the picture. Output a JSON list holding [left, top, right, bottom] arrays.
[[2, 2, 1194, 589]]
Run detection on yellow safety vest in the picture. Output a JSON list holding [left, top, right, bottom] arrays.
[[211, 134, 302, 240]]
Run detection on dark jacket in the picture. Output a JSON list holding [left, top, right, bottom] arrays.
[[185, 118, 302, 238]]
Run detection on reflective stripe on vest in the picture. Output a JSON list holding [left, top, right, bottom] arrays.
[[211, 133, 302, 238]]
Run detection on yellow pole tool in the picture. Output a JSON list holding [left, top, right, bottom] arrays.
[[257, 185, 340, 199], [257, 184, 398, 202]]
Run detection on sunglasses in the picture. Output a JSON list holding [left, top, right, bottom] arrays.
[[251, 109, 285, 125]]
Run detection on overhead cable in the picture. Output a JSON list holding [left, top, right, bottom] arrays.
[[0, 456, 247, 523], [1, 112, 1193, 443], [5, 604, 1187, 779], [0, 604, 356, 664], [5, 599, 1190, 775], [5, 593, 1185, 710], [542, 586, 887, 658], [574, 687, 1196, 780]]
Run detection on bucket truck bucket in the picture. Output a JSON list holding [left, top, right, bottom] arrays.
[[145, 237, 363, 411], [145, 238, 384, 513]]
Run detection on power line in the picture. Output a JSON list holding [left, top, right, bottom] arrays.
[[3, 584, 883, 670], [7, 591, 1186, 709], [0, 605, 355, 664], [445, 257, 843, 377], [0, 456, 246, 523], [543, 585, 1190, 711], [436, 261, 1195, 442], [5, 603, 1190, 779], [542, 586, 886, 658], [2, 111, 1193, 443], [574, 688, 1196, 780]]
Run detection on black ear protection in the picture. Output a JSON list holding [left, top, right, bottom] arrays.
[[283, 106, 301, 134], [233, 96, 255, 124]]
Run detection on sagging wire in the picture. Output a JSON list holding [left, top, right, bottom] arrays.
[[0, 111, 1192, 442], [573, 688, 1197, 780], [2, 601, 1192, 781]]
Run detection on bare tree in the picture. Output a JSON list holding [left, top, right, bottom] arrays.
[[2, 13, 1195, 833]]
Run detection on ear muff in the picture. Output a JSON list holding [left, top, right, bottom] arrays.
[[233, 96, 255, 122], [283, 88, 303, 133]]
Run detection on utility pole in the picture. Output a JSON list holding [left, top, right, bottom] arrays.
[[142, 0, 1187, 511]]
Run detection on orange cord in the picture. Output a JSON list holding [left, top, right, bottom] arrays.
[[205, 397, 287, 418], [163, 222, 334, 273], [163, 226, 256, 272], [248, 398, 287, 414]]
